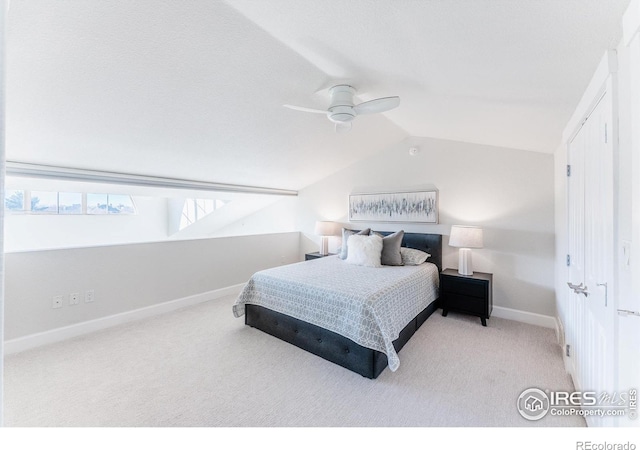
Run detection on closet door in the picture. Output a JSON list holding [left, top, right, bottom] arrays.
[[567, 88, 616, 426], [567, 113, 585, 386]]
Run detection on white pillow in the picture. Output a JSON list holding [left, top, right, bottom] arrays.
[[338, 228, 371, 260], [345, 234, 383, 268], [400, 247, 431, 265]]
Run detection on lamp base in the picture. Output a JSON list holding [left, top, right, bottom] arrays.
[[319, 236, 329, 256], [458, 248, 473, 276]]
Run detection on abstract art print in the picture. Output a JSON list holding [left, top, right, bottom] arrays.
[[349, 190, 438, 223]]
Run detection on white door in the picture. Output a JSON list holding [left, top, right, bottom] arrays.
[[567, 110, 585, 382], [567, 87, 616, 426]]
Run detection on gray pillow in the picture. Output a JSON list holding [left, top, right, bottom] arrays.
[[372, 230, 404, 266], [400, 247, 431, 265], [338, 228, 371, 260]]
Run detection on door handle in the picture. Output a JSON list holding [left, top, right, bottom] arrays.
[[596, 282, 608, 306], [575, 285, 589, 297], [567, 282, 589, 297], [567, 282, 583, 291]]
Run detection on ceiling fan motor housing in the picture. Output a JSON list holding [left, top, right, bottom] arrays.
[[283, 84, 399, 129], [328, 85, 356, 123]]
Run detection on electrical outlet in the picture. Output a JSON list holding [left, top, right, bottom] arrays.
[[85, 289, 95, 303], [70, 292, 80, 305], [52, 295, 63, 309]]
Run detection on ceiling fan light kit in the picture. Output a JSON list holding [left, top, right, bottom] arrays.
[[284, 84, 400, 132]]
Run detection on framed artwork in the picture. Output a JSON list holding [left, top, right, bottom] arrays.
[[348, 190, 438, 224]]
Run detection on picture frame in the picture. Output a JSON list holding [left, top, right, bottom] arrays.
[[348, 190, 438, 224]]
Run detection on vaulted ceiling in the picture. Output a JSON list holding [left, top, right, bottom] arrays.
[[6, 0, 630, 192]]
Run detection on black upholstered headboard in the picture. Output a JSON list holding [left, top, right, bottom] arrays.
[[362, 231, 443, 272]]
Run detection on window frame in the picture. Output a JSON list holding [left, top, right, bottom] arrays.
[[4, 190, 137, 216]]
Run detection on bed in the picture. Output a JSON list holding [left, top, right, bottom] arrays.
[[233, 232, 442, 378]]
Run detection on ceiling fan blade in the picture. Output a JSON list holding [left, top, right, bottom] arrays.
[[353, 96, 400, 115], [335, 122, 352, 133], [283, 104, 327, 114]]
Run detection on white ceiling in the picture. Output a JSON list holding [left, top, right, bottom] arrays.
[[6, 0, 630, 192]]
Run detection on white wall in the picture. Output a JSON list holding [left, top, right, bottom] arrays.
[[553, 144, 568, 338], [4, 232, 300, 340], [211, 196, 299, 238], [0, 0, 6, 425], [168, 193, 289, 240], [221, 136, 557, 317], [620, 0, 640, 424], [3, 175, 297, 252], [5, 195, 169, 252]]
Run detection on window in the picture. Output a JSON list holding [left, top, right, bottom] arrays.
[[87, 193, 135, 215], [58, 192, 82, 215], [31, 191, 58, 213], [4, 190, 25, 212], [107, 194, 136, 214], [87, 193, 108, 215], [4, 190, 137, 215], [179, 198, 228, 230]]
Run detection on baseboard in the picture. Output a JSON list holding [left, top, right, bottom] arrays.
[[5, 288, 555, 353], [4, 283, 246, 355], [555, 316, 573, 374], [555, 316, 565, 348], [491, 306, 557, 329]]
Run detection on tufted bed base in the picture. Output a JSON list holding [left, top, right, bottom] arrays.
[[245, 298, 439, 379], [241, 232, 442, 379]]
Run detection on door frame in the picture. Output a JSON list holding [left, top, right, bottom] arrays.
[[562, 50, 619, 426]]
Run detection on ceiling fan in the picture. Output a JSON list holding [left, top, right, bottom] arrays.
[[283, 85, 400, 133]]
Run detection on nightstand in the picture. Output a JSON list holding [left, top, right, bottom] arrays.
[[440, 268, 493, 326], [305, 252, 336, 261]]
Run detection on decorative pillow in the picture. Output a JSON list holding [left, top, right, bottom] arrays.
[[371, 230, 405, 266], [338, 228, 371, 260], [345, 234, 383, 268], [400, 247, 431, 265]]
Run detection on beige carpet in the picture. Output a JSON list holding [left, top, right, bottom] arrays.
[[3, 295, 584, 427]]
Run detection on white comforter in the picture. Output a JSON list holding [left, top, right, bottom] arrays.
[[233, 256, 439, 371]]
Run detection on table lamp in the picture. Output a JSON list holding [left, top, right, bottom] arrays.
[[314, 221, 339, 255], [449, 225, 483, 275]]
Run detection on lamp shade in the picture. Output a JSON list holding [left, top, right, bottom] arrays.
[[449, 225, 483, 248], [314, 221, 339, 237]]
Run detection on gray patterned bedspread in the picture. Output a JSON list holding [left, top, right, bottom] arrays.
[[233, 256, 439, 371]]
